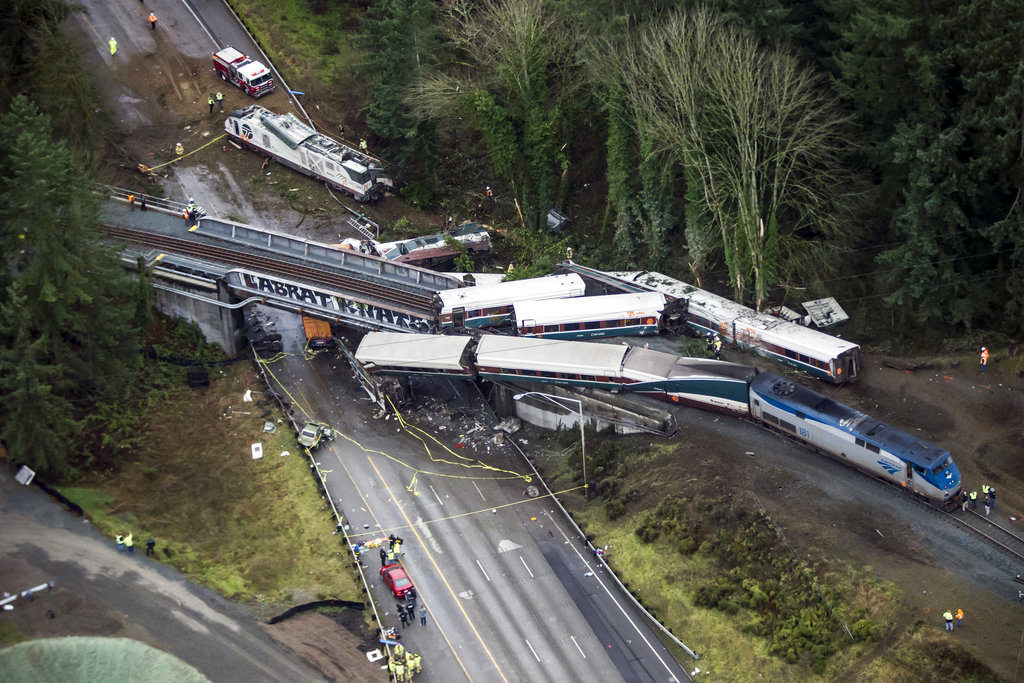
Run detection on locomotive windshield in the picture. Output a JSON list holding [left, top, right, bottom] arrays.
[[931, 456, 952, 475]]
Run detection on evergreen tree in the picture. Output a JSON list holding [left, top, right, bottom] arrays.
[[362, 0, 438, 174], [0, 96, 140, 476], [831, 0, 1024, 330]]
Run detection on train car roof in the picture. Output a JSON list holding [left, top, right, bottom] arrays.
[[613, 270, 859, 358], [355, 332, 474, 371], [751, 373, 950, 470], [512, 292, 666, 326], [475, 335, 629, 375], [436, 274, 585, 312], [622, 348, 758, 383]]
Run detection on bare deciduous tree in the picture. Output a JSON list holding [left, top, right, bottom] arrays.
[[623, 9, 852, 309]]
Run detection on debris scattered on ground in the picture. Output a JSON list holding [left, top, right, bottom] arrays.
[[264, 421, 276, 433]]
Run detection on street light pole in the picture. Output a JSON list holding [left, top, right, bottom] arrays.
[[512, 391, 586, 493]]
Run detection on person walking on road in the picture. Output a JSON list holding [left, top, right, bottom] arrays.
[[956, 608, 964, 628], [140, 195, 147, 211], [380, 547, 388, 567], [116, 532, 124, 551], [419, 606, 427, 626], [124, 532, 134, 553], [149, 13, 157, 30], [128, 193, 136, 210], [109, 37, 117, 56], [943, 610, 954, 631], [216, 91, 224, 111], [399, 609, 409, 629], [208, 96, 215, 114], [980, 347, 990, 373], [146, 537, 156, 556]]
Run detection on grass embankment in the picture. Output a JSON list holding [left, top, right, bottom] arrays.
[[61, 362, 360, 608], [544, 434, 993, 679], [227, 0, 365, 122]]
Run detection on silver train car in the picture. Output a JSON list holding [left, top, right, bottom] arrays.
[[557, 262, 862, 384]]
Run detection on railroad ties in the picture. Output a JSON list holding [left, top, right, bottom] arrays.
[[97, 197, 459, 334]]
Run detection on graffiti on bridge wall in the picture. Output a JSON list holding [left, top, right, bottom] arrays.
[[229, 270, 433, 333]]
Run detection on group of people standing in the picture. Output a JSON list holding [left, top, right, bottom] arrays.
[[115, 531, 156, 556], [386, 642, 423, 681], [961, 484, 997, 516], [380, 534, 404, 567]]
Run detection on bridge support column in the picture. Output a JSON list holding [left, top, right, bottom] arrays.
[[153, 280, 245, 355]]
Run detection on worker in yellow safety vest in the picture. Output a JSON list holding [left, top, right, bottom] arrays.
[[387, 656, 396, 676], [408, 652, 421, 673], [109, 37, 117, 55], [124, 532, 134, 553], [394, 642, 404, 659], [395, 661, 405, 681]]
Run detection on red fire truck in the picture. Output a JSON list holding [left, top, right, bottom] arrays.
[[213, 47, 275, 98]]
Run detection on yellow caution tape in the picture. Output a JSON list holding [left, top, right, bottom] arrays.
[[147, 133, 226, 172]]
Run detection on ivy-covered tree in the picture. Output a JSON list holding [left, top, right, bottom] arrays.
[[361, 0, 438, 174], [409, 0, 584, 229], [0, 96, 140, 476]]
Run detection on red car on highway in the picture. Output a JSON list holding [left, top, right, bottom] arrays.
[[380, 565, 414, 599]]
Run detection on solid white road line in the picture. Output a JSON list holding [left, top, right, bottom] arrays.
[[429, 484, 444, 506], [472, 481, 486, 501], [519, 556, 534, 578], [549, 516, 679, 682], [570, 635, 586, 659], [476, 559, 491, 582], [525, 638, 541, 662]]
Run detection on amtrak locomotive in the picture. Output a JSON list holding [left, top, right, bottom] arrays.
[[749, 373, 960, 505], [353, 332, 961, 507]]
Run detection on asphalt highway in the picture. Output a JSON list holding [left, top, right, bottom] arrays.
[[71, 0, 694, 678], [259, 308, 692, 682]]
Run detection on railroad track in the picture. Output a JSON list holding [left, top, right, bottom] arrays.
[[947, 510, 1024, 563], [101, 224, 435, 315]]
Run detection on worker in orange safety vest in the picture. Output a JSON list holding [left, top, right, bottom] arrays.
[[980, 347, 990, 373]]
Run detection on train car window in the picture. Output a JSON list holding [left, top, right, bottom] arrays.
[[913, 465, 926, 475], [753, 400, 760, 407], [779, 420, 797, 433], [865, 443, 880, 454], [796, 411, 806, 420], [764, 413, 779, 425], [932, 457, 952, 475]]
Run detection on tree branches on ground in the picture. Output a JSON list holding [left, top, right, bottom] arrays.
[[408, 0, 585, 229], [0, 96, 141, 476], [620, 8, 855, 310]]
